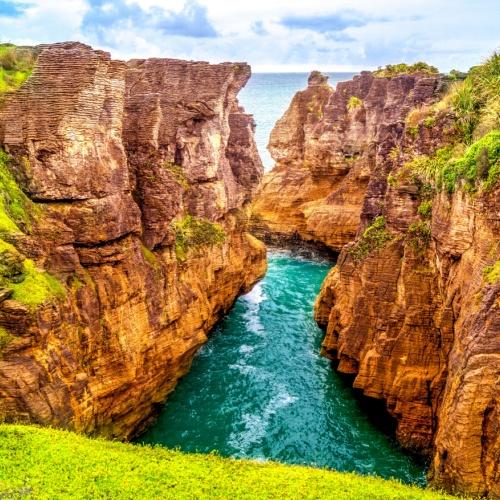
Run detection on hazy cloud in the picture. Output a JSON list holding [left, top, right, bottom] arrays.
[[280, 10, 369, 33]]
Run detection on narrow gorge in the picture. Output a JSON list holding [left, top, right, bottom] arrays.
[[252, 66, 499, 496], [0, 41, 498, 499]]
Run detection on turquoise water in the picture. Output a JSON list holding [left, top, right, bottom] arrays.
[[140, 252, 425, 485], [239, 73, 355, 169]]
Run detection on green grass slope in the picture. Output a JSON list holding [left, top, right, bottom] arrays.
[[0, 425, 459, 500]]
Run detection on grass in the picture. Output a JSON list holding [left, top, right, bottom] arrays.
[[0, 43, 34, 96], [0, 424, 459, 500], [483, 260, 500, 284], [373, 62, 438, 78], [174, 215, 226, 261], [347, 96, 363, 110], [349, 216, 393, 261]]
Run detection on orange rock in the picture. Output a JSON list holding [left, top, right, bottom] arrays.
[[0, 42, 266, 438]]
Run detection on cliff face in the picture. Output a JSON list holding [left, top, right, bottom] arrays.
[[315, 186, 499, 496], [254, 69, 499, 496], [251, 71, 444, 250], [0, 42, 266, 438]]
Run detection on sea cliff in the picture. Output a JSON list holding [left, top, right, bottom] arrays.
[[0, 42, 266, 438], [253, 61, 499, 497]]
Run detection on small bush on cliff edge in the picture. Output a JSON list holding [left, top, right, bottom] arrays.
[[373, 62, 438, 78], [174, 215, 226, 261], [349, 216, 393, 261]]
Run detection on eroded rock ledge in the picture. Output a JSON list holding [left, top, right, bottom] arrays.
[[0, 42, 266, 438], [252, 69, 499, 497]]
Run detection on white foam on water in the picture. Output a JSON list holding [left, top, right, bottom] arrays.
[[228, 383, 298, 454], [241, 282, 267, 336], [239, 344, 254, 354]]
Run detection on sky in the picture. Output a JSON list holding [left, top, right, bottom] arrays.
[[0, 0, 498, 72]]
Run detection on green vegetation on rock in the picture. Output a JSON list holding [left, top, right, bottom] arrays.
[[9, 259, 66, 308], [0, 424, 458, 500], [373, 62, 438, 78], [0, 149, 34, 232], [349, 216, 393, 261], [163, 161, 189, 189], [174, 215, 226, 261], [0, 156, 64, 309], [0, 44, 34, 96], [449, 52, 500, 143], [407, 130, 500, 193], [406, 221, 432, 252], [483, 260, 500, 284], [347, 96, 363, 110], [417, 200, 433, 219], [141, 244, 160, 270], [0, 326, 12, 354]]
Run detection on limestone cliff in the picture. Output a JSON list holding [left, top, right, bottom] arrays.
[[254, 66, 499, 497], [252, 70, 445, 250], [0, 42, 266, 438]]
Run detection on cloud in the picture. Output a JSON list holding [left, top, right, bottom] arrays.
[[0, 0, 498, 72], [156, 0, 218, 37], [280, 10, 370, 33], [82, 0, 217, 45], [251, 20, 267, 36], [0, 0, 31, 17]]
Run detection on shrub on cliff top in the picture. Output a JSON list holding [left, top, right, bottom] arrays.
[[0, 44, 34, 96], [0, 424, 457, 499], [174, 215, 226, 261], [446, 52, 500, 142], [349, 216, 393, 261], [373, 62, 438, 78]]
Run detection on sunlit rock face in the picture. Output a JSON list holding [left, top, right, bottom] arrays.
[[0, 42, 266, 439], [251, 70, 444, 251], [255, 69, 499, 497]]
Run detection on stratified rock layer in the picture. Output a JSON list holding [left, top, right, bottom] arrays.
[[252, 70, 444, 250], [0, 42, 266, 438], [255, 70, 499, 497]]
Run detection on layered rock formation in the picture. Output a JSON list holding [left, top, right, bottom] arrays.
[[252, 70, 445, 250], [254, 70, 499, 496], [0, 42, 266, 438]]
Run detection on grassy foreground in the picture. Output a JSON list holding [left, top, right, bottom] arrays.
[[0, 425, 458, 500]]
